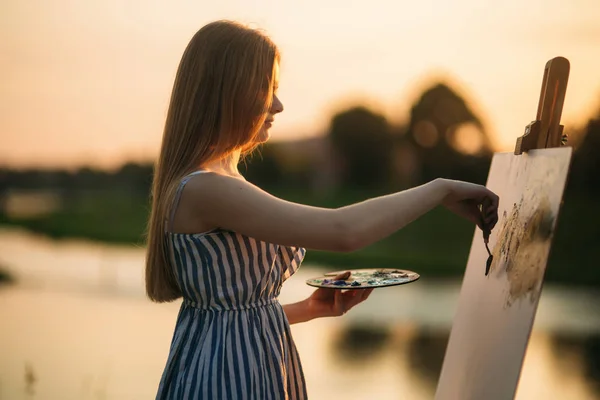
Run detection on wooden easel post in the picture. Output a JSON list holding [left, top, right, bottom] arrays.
[[514, 57, 570, 154]]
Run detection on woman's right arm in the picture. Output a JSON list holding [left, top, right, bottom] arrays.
[[182, 173, 497, 252]]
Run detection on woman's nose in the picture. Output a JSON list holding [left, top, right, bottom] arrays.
[[271, 95, 284, 114]]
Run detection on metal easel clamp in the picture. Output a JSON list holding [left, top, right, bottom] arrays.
[[514, 56, 570, 155]]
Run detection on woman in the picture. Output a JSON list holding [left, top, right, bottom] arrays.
[[146, 20, 499, 400]]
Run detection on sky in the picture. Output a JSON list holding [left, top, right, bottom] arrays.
[[1, 0, 600, 169]]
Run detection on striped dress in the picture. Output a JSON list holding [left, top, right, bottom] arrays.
[[156, 171, 308, 400]]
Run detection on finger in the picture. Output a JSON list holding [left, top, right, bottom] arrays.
[[458, 201, 483, 228], [313, 286, 334, 300], [485, 205, 498, 219], [483, 188, 495, 200], [482, 197, 498, 228], [482, 196, 493, 213], [490, 214, 499, 230], [345, 288, 375, 312], [361, 288, 374, 302], [342, 293, 363, 311], [471, 205, 486, 229], [481, 191, 498, 212], [351, 289, 373, 309], [358, 288, 371, 301], [485, 217, 498, 235], [484, 200, 496, 213], [491, 193, 500, 209], [332, 271, 351, 281], [484, 204, 496, 218], [485, 207, 499, 226], [484, 212, 496, 225], [341, 290, 360, 301], [476, 217, 486, 231]]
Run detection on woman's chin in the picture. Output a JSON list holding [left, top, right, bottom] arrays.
[[255, 129, 270, 144]]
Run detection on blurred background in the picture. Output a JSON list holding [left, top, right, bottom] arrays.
[[1, 1, 599, 399]]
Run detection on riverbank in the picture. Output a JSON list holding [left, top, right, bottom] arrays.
[[0, 189, 598, 287]]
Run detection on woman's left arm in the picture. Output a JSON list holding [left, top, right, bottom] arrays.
[[283, 272, 374, 325], [282, 299, 314, 325]]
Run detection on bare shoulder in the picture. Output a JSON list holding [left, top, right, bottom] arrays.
[[171, 172, 257, 232], [170, 171, 241, 234], [183, 171, 258, 203]]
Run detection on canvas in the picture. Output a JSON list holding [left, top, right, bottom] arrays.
[[435, 147, 573, 400]]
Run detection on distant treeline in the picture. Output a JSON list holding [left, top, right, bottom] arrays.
[[0, 82, 599, 285], [1, 82, 597, 196]]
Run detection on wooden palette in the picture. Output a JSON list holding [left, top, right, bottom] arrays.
[[306, 268, 420, 289]]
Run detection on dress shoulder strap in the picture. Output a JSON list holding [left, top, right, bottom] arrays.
[[165, 170, 209, 233]]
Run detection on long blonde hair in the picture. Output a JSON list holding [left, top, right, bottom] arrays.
[[145, 20, 280, 302]]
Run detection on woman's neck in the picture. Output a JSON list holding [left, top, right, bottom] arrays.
[[202, 150, 243, 178]]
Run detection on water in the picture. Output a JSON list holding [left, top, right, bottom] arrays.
[[0, 227, 599, 400]]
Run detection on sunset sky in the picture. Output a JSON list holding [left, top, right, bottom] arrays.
[[2, 0, 600, 169]]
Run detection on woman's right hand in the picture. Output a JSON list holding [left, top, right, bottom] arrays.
[[439, 179, 500, 235]]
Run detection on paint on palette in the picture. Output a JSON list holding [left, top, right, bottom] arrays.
[[306, 268, 420, 289]]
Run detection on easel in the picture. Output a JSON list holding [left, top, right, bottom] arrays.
[[435, 57, 573, 400], [515, 57, 570, 153]]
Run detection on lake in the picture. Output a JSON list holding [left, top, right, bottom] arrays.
[[0, 227, 599, 400]]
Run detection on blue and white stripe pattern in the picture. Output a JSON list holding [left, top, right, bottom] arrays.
[[156, 172, 308, 399]]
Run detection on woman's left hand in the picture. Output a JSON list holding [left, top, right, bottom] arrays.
[[306, 271, 374, 319]]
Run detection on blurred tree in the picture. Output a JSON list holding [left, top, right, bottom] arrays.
[[569, 106, 600, 194], [328, 106, 394, 190], [404, 83, 493, 185], [241, 143, 285, 188], [114, 162, 154, 195]]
